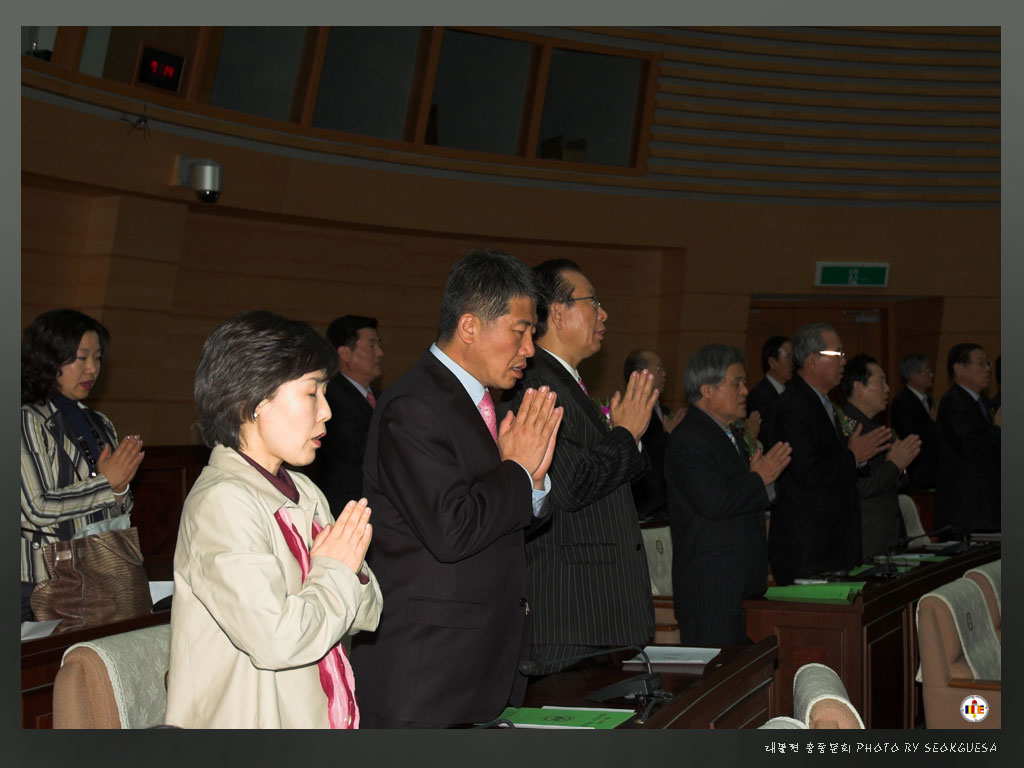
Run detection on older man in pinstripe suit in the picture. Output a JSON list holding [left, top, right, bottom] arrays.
[[509, 259, 657, 670]]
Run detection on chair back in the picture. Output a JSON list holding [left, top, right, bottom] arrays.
[[897, 494, 929, 549], [640, 525, 673, 596], [53, 623, 170, 728], [792, 662, 864, 729], [964, 560, 1000, 640]]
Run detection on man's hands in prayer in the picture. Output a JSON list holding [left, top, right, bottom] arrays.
[[610, 369, 659, 443], [499, 386, 563, 489], [847, 424, 891, 463], [751, 441, 792, 485], [886, 434, 922, 472]]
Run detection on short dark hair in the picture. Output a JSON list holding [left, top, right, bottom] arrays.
[[194, 310, 337, 449], [898, 353, 928, 384], [623, 348, 656, 383], [531, 258, 580, 338], [761, 335, 789, 374], [947, 342, 982, 380], [327, 315, 377, 349], [21, 309, 110, 405], [791, 322, 836, 369], [437, 249, 536, 341], [684, 344, 745, 403], [840, 354, 877, 399]]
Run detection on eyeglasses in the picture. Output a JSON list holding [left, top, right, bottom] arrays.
[[817, 350, 846, 359], [565, 295, 601, 309]]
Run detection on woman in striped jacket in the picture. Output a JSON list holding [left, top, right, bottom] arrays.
[[20, 309, 144, 620]]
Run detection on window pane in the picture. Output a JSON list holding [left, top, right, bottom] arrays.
[[427, 30, 533, 155], [313, 27, 421, 141], [537, 48, 644, 167], [209, 27, 306, 122]]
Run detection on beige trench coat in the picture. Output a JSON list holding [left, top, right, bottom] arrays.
[[165, 445, 382, 728]]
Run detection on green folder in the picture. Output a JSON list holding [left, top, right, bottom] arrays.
[[494, 706, 636, 729], [763, 581, 867, 605]]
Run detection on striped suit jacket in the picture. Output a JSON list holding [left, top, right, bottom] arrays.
[[509, 347, 655, 649], [20, 400, 132, 582]]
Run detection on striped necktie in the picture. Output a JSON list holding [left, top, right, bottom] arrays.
[[478, 391, 498, 443]]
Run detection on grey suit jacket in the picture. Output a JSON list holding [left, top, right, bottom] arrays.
[[509, 347, 655, 649]]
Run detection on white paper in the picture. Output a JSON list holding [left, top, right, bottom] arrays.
[[149, 581, 174, 604], [623, 645, 720, 666], [21, 619, 62, 642]]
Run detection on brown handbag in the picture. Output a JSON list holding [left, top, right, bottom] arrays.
[[30, 527, 153, 632]]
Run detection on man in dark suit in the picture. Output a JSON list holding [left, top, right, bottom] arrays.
[[623, 348, 684, 521], [666, 344, 791, 646], [314, 315, 383, 514], [767, 322, 891, 585], [510, 259, 657, 670], [746, 335, 793, 422], [890, 353, 938, 491], [840, 355, 921, 559], [350, 250, 563, 728], [935, 343, 1001, 533]]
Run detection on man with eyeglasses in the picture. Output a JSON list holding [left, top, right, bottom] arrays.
[[934, 343, 1001, 534], [765, 322, 891, 585], [508, 259, 657, 671]]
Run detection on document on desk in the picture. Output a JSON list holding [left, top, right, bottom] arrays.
[[496, 706, 635, 729], [622, 645, 720, 670]]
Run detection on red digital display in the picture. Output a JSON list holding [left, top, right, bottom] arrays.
[[137, 45, 184, 93]]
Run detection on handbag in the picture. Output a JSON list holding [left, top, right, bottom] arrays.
[[30, 527, 153, 632]]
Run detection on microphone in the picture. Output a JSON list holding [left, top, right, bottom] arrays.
[[519, 645, 666, 705]]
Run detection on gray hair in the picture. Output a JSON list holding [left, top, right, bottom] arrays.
[[898, 353, 928, 384], [684, 344, 745, 403], [791, 322, 836, 368]]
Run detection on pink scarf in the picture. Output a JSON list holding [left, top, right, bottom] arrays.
[[273, 507, 359, 728]]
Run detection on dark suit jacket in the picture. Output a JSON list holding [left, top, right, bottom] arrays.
[[314, 374, 375, 514], [935, 385, 1000, 533], [841, 402, 904, 559], [630, 403, 670, 520], [509, 347, 655, 650], [665, 406, 769, 646], [768, 374, 861, 585], [890, 387, 937, 491], [747, 376, 782, 421], [349, 350, 537, 725]]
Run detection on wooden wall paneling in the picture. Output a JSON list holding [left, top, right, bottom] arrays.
[[49, 27, 88, 71], [409, 27, 444, 145], [292, 27, 330, 125], [891, 297, 944, 395]]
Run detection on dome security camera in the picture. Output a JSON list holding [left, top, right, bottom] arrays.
[[187, 159, 222, 204]]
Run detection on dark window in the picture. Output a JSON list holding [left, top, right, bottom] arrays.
[[426, 30, 533, 155], [313, 27, 422, 141], [209, 27, 306, 122], [537, 48, 644, 167]]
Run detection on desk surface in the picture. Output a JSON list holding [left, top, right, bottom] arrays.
[[522, 637, 778, 729]]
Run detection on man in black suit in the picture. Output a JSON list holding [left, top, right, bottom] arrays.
[[623, 348, 684, 521], [314, 315, 383, 514], [666, 344, 791, 646], [510, 259, 657, 670], [350, 250, 563, 728], [840, 355, 921, 559], [890, 353, 938, 491], [767, 322, 891, 585], [935, 343, 1001, 533], [747, 335, 793, 422]]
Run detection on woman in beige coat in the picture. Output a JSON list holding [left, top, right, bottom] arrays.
[[165, 310, 382, 728]]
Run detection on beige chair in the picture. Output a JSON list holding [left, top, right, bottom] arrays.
[[916, 577, 1000, 728], [964, 560, 1000, 642], [640, 525, 673, 596], [792, 662, 865, 729], [897, 494, 930, 549], [53, 623, 171, 728]]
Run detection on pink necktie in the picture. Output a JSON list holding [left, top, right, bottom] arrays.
[[366, 390, 376, 408], [478, 391, 498, 443], [578, 379, 589, 397]]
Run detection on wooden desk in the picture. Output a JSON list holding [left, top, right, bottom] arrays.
[[743, 543, 999, 729], [522, 637, 778, 729], [21, 610, 171, 729]]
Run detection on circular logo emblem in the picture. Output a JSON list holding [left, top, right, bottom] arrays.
[[960, 694, 989, 723]]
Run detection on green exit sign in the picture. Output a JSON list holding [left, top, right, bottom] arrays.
[[814, 262, 889, 288]]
